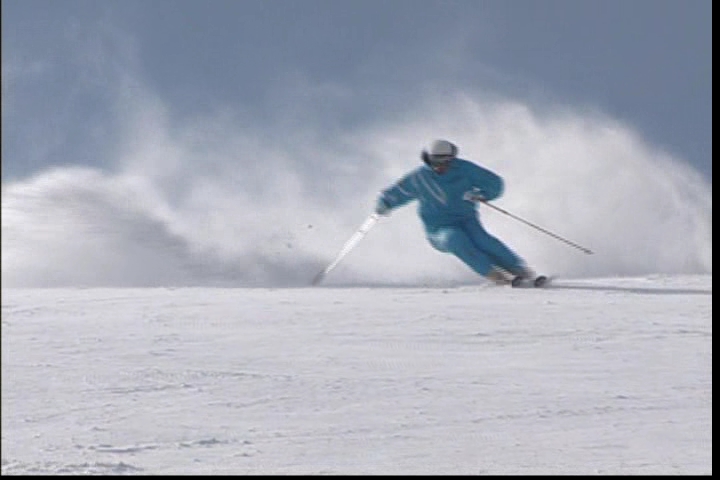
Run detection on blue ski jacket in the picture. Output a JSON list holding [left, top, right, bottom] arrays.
[[378, 158, 504, 228]]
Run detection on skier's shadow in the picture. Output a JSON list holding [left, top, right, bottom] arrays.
[[550, 283, 711, 296]]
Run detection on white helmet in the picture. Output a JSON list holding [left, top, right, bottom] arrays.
[[429, 139, 458, 157], [422, 139, 458, 168]]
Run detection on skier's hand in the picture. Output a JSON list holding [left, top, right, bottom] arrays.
[[375, 197, 391, 216], [463, 188, 486, 203]]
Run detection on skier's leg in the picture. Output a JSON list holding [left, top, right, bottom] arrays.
[[426, 226, 511, 284], [463, 219, 534, 278]]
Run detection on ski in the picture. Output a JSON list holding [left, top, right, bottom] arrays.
[[511, 275, 551, 288]]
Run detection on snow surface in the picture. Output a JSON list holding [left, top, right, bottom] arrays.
[[1, 274, 711, 475]]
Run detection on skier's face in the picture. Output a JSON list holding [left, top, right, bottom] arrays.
[[429, 155, 453, 174], [432, 163, 450, 174]]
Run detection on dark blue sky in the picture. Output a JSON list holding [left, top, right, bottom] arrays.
[[2, 0, 712, 180]]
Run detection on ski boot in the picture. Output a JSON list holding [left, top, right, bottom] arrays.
[[510, 267, 547, 288], [486, 267, 513, 286]]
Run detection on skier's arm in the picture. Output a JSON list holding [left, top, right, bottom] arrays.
[[375, 172, 419, 215], [468, 164, 504, 202]]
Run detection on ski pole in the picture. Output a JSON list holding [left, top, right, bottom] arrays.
[[482, 201, 594, 255], [311, 213, 380, 285]]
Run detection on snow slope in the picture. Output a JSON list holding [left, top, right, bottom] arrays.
[[1, 274, 711, 475]]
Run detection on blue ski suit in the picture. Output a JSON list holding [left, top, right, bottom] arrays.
[[377, 158, 525, 277]]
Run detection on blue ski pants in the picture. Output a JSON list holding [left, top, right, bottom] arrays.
[[425, 218, 523, 276]]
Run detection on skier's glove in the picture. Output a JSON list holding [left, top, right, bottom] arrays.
[[375, 197, 391, 216], [463, 187, 486, 203]]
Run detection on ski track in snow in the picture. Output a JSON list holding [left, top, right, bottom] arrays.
[[1, 275, 712, 475]]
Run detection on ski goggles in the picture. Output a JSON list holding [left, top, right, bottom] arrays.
[[427, 154, 454, 167]]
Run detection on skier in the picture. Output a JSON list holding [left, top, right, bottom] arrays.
[[374, 139, 537, 286]]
